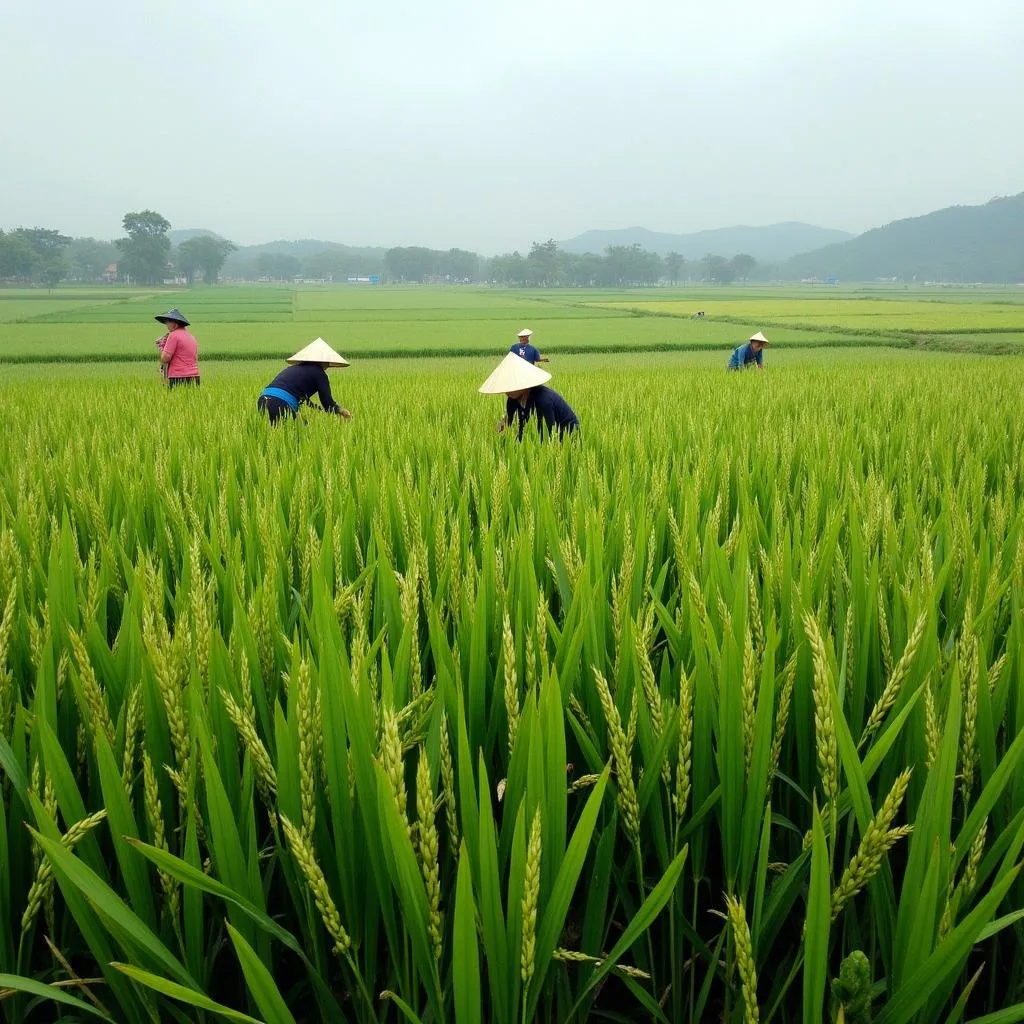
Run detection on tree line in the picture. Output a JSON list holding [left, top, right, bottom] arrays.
[[0, 214, 760, 287], [0, 211, 236, 287], [386, 241, 758, 287]]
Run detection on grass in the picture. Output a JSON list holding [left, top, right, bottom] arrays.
[[0, 348, 1022, 1021]]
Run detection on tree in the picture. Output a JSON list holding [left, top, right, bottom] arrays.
[[385, 247, 443, 283], [730, 253, 757, 282], [664, 251, 685, 284], [702, 253, 734, 285], [174, 235, 236, 285], [65, 237, 118, 281], [300, 250, 381, 281], [605, 244, 662, 286], [255, 253, 301, 281], [445, 248, 480, 282], [12, 228, 71, 263], [117, 210, 172, 285], [488, 252, 526, 285], [174, 242, 201, 285], [0, 231, 39, 279], [41, 258, 67, 289], [525, 239, 563, 286]]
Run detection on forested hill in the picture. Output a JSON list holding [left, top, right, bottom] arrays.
[[781, 193, 1024, 283], [559, 222, 851, 262]]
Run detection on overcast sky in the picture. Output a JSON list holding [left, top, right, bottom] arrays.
[[2, 0, 1022, 254]]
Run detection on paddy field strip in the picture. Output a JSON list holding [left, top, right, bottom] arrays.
[[2, 284, 1024, 363]]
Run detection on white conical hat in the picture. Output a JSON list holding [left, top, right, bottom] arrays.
[[287, 338, 350, 367], [516, 327, 533, 337], [479, 352, 551, 394], [748, 331, 771, 346]]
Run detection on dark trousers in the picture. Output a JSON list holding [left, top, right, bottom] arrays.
[[168, 376, 200, 389], [257, 395, 296, 424]]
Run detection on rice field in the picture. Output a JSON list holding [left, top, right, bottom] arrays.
[[0, 342, 1023, 1022], [592, 298, 1024, 334], [2, 285, 1024, 363]]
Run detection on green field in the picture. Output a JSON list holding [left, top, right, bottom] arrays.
[[1, 288, 1024, 1022], [2, 284, 1024, 363]]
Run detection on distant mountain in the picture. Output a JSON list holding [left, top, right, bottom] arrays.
[[782, 194, 1024, 283], [168, 232, 388, 271], [230, 238, 388, 260], [558, 223, 853, 262]]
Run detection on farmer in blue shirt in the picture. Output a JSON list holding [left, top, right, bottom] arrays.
[[728, 331, 770, 370], [509, 328, 549, 365], [480, 353, 579, 440]]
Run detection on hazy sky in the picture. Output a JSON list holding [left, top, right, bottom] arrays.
[[2, 0, 1022, 253]]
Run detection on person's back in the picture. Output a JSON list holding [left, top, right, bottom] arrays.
[[728, 341, 762, 370], [510, 341, 542, 365], [265, 363, 338, 408], [508, 384, 579, 439], [728, 331, 769, 370], [163, 327, 200, 381], [257, 343, 352, 425]]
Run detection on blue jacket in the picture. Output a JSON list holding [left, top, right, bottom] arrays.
[[728, 342, 763, 370]]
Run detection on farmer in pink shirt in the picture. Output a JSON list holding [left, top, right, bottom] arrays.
[[154, 308, 200, 388]]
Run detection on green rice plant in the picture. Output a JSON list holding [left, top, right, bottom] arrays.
[[0, 350, 1021, 1022]]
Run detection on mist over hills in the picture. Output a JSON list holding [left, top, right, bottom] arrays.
[[25, 190, 1020, 285], [558, 223, 853, 262]]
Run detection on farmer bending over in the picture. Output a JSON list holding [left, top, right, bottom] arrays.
[[257, 338, 353, 424], [481, 352, 579, 440], [728, 331, 770, 371]]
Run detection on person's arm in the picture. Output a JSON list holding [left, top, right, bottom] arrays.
[[756, 349, 764, 370], [315, 368, 353, 419], [160, 333, 178, 365], [498, 396, 514, 432]]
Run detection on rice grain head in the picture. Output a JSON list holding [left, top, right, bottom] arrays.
[[521, 807, 543, 987], [725, 893, 760, 1024], [279, 813, 352, 956]]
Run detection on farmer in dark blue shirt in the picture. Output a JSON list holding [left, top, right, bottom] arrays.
[[480, 353, 579, 440], [728, 331, 770, 371], [509, 328, 548, 366], [257, 338, 353, 424]]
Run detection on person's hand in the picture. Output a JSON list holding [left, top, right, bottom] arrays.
[[496, 419, 507, 433], [339, 408, 353, 420]]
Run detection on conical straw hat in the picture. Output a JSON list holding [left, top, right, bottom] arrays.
[[479, 352, 551, 394], [748, 331, 771, 346], [287, 338, 350, 367], [155, 307, 189, 326], [516, 327, 533, 337]]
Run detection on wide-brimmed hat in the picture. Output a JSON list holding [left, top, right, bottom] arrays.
[[155, 308, 189, 326], [479, 352, 551, 394], [287, 338, 350, 367], [516, 328, 534, 338], [749, 331, 771, 346]]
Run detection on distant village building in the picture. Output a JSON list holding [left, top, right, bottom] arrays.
[[103, 263, 118, 282]]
